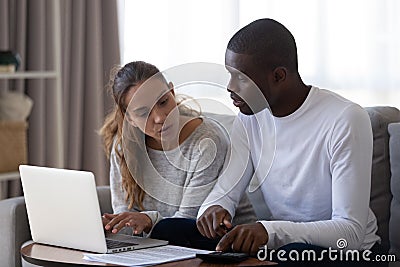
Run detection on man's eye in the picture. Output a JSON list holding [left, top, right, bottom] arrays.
[[237, 75, 247, 81]]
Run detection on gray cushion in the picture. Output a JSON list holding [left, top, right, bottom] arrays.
[[389, 122, 400, 258], [365, 106, 400, 251], [97, 185, 113, 214]]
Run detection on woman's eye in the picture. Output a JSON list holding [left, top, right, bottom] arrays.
[[159, 96, 169, 105], [136, 111, 149, 118]]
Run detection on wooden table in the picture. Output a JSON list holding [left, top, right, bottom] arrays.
[[21, 243, 276, 267]]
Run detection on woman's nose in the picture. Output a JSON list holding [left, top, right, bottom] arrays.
[[152, 107, 166, 124]]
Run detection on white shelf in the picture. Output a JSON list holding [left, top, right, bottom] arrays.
[[0, 172, 20, 182], [0, 71, 58, 79], [0, 1, 63, 185]]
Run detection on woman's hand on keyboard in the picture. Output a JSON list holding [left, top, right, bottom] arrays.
[[103, 212, 153, 235]]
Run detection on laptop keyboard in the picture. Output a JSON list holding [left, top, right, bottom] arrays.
[[106, 238, 138, 249]]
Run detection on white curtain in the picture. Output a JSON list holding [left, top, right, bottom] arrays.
[[121, 0, 400, 109]]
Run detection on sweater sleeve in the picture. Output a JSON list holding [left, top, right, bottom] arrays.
[[198, 116, 254, 220], [109, 146, 130, 214], [259, 105, 374, 250], [110, 146, 158, 236], [137, 134, 227, 235], [142, 122, 231, 226]]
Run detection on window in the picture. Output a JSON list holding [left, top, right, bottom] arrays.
[[120, 0, 400, 112]]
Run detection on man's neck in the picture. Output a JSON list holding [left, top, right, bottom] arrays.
[[271, 83, 311, 117]]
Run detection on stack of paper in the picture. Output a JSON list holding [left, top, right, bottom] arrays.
[[83, 245, 212, 266]]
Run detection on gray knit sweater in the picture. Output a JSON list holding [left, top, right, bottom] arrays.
[[109, 117, 256, 232]]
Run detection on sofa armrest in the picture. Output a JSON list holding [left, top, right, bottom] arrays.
[[97, 185, 112, 214], [0, 196, 31, 267], [389, 122, 400, 259]]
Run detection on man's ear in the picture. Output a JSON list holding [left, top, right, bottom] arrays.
[[168, 82, 175, 96], [273, 67, 287, 83]]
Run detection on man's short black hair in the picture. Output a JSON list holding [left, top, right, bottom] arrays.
[[227, 18, 298, 72]]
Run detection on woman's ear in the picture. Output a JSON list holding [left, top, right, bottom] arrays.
[[125, 112, 137, 128], [168, 82, 175, 96]]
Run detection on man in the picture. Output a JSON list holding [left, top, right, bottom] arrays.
[[196, 18, 381, 265]]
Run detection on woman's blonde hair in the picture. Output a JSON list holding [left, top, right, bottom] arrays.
[[100, 61, 199, 210]]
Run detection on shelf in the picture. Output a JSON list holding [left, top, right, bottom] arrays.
[[0, 1, 64, 185], [0, 71, 57, 79], [0, 171, 20, 182]]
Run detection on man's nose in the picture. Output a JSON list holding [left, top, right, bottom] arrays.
[[227, 79, 239, 94]]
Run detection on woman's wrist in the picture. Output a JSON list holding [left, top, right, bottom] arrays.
[[143, 213, 153, 233]]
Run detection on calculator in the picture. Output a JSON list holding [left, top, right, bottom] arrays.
[[196, 251, 249, 263]]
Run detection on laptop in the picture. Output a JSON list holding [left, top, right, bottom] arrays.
[[19, 164, 168, 253]]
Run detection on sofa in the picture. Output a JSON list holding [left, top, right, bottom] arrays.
[[0, 106, 399, 267]]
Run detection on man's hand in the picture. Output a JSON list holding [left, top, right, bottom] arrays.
[[103, 212, 152, 235], [216, 222, 268, 255], [197, 205, 233, 239]]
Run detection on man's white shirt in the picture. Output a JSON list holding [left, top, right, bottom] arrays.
[[198, 86, 380, 250]]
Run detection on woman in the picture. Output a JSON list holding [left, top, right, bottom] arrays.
[[99, 61, 256, 246]]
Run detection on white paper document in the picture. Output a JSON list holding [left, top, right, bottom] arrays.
[[83, 245, 212, 266]]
